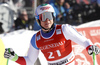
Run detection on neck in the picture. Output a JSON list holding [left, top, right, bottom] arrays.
[[42, 24, 55, 33], [42, 29, 51, 33]]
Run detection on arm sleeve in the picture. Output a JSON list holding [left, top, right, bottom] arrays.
[[24, 43, 39, 65], [62, 24, 93, 48], [15, 34, 39, 65]]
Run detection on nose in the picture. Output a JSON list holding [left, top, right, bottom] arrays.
[[46, 18, 49, 21]]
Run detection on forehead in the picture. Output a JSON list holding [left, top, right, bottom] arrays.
[[40, 19, 53, 23], [22, 11, 27, 15]]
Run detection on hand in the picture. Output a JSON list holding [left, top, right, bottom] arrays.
[[88, 45, 100, 55], [4, 48, 18, 61]]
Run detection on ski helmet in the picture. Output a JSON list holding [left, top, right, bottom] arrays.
[[35, 4, 56, 23]]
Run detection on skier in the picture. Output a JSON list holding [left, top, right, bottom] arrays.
[[4, 4, 100, 65]]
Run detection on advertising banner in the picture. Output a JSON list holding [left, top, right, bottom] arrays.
[[73, 26, 100, 65]]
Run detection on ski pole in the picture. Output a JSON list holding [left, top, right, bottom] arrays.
[[6, 59, 9, 65], [93, 52, 95, 65], [6, 48, 11, 65]]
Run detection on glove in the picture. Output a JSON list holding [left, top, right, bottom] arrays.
[[88, 45, 100, 55], [4, 48, 18, 61]]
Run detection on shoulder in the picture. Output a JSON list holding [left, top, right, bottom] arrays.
[[56, 24, 70, 29], [56, 24, 61, 27], [61, 24, 80, 35], [31, 32, 40, 50], [61, 24, 71, 29], [61, 24, 75, 34], [31, 30, 41, 42], [31, 34, 36, 44], [14, 18, 21, 22]]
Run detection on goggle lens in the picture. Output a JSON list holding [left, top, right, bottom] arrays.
[[39, 12, 53, 21]]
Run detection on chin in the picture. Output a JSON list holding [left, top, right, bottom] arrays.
[[45, 26, 50, 28], [45, 28, 50, 29], [45, 27, 50, 29]]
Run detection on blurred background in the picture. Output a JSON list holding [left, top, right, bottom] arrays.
[[0, 0, 100, 34]]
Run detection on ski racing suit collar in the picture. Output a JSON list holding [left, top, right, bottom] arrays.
[[41, 24, 56, 38]]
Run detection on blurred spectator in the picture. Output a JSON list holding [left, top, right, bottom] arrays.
[[64, 2, 75, 25], [90, 0, 100, 19], [14, 9, 34, 30], [97, 0, 100, 7], [50, 0, 67, 24], [13, 0, 25, 10], [0, 0, 14, 33], [65, 2, 71, 10], [91, 0, 100, 7]]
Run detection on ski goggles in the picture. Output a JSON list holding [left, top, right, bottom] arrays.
[[39, 12, 53, 22]]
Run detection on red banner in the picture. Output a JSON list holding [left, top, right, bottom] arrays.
[[72, 26, 100, 65]]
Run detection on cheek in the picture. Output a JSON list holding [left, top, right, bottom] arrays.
[[51, 21, 53, 24], [40, 22, 44, 26], [51, 20, 54, 24]]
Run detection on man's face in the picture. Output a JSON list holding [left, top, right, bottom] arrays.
[[39, 12, 54, 30], [40, 19, 53, 30], [20, 12, 28, 21]]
